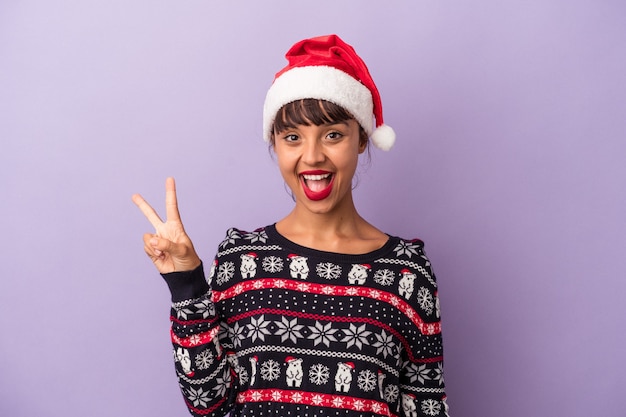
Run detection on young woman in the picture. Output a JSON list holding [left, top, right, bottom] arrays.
[[133, 35, 449, 417]]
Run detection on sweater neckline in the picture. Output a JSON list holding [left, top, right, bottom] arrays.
[[265, 223, 399, 263]]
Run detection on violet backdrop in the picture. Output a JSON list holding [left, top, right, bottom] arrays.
[[1, 1, 625, 416]]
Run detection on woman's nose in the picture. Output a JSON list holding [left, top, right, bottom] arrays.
[[302, 139, 325, 164]]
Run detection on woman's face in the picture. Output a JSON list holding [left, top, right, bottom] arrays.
[[273, 119, 367, 215]]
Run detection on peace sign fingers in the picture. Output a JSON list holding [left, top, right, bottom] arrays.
[[132, 177, 201, 274], [132, 177, 183, 232]]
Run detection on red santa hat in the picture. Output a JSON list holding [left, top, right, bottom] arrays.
[[263, 34, 396, 151]]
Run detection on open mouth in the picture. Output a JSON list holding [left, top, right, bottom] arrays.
[[300, 171, 334, 201]]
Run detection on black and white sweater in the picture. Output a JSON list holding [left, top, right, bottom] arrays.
[[162, 224, 449, 417]]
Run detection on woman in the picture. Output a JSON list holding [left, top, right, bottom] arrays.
[[133, 34, 449, 417]]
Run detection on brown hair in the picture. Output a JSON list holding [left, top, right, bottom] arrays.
[[270, 99, 369, 147]]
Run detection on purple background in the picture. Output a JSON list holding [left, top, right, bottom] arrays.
[[1, 1, 625, 416]]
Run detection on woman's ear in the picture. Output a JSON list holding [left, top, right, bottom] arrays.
[[358, 129, 369, 154]]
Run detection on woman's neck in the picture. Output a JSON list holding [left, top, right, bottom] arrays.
[[275, 203, 388, 254]]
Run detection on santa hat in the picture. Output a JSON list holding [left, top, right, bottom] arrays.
[[263, 34, 396, 151]]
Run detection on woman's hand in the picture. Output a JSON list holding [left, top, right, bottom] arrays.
[[132, 177, 201, 274]]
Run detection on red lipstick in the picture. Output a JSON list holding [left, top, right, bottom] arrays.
[[300, 170, 334, 201]]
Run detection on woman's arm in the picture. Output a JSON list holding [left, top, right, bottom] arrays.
[[163, 264, 236, 416], [398, 244, 451, 417], [133, 178, 236, 416]]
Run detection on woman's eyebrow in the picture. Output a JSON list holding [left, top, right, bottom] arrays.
[[323, 120, 349, 127]]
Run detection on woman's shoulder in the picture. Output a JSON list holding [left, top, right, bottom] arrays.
[[217, 225, 273, 248], [391, 234, 426, 249], [221, 225, 269, 238]]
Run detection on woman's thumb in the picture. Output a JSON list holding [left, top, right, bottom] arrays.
[[149, 236, 172, 255]]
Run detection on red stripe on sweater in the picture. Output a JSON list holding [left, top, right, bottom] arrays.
[[213, 278, 441, 336], [236, 388, 398, 417]]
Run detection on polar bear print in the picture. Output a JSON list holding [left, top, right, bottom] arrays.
[[227, 351, 242, 374], [240, 252, 258, 278], [401, 393, 418, 417], [348, 263, 371, 285], [378, 370, 386, 399], [208, 259, 217, 283], [249, 356, 258, 386], [287, 254, 309, 279], [398, 268, 417, 299], [334, 362, 355, 392], [175, 347, 194, 377], [285, 356, 303, 387]]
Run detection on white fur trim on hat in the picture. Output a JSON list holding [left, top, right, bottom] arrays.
[[263, 66, 374, 143]]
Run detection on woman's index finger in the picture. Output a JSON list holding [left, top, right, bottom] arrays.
[[132, 193, 164, 229], [165, 177, 182, 221]]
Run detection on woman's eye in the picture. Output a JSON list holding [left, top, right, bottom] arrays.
[[283, 134, 299, 142], [327, 131, 343, 140]]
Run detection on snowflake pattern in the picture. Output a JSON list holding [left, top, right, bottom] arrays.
[[417, 364, 432, 384], [244, 229, 268, 243], [176, 306, 194, 320], [357, 369, 377, 392], [262, 256, 284, 273], [308, 363, 330, 385], [246, 315, 271, 342], [421, 399, 442, 416], [274, 317, 304, 344], [186, 386, 211, 408], [308, 321, 339, 347], [384, 384, 399, 402], [216, 261, 235, 285], [193, 299, 215, 319], [373, 269, 395, 286], [227, 322, 245, 349], [433, 362, 445, 386], [194, 349, 214, 370], [260, 359, 280, 381], [393, 240, 421, 258], [341, 323, 371, 350], [373, 330, 395, 358], [405, 363, 432, 384], [416, 287, 434, 315], [175, 297, 213, 320], [212, 368, 231, 397], [316, 262, 342, 280], [220, 228, 242, 249]]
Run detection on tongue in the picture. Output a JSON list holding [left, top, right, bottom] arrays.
[[306, 178, 330, 192]]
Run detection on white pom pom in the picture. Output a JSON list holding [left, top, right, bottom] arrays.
[[371, 124, 396, 151]]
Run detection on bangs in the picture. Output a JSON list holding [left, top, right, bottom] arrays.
[[273, 99, 355, 134]]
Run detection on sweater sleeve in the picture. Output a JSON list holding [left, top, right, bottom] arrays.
[[397, 245, 451, 417], [162, 263, 237, 417]]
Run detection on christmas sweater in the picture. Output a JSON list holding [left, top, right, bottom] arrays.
[[162, 224, 449, 417]]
